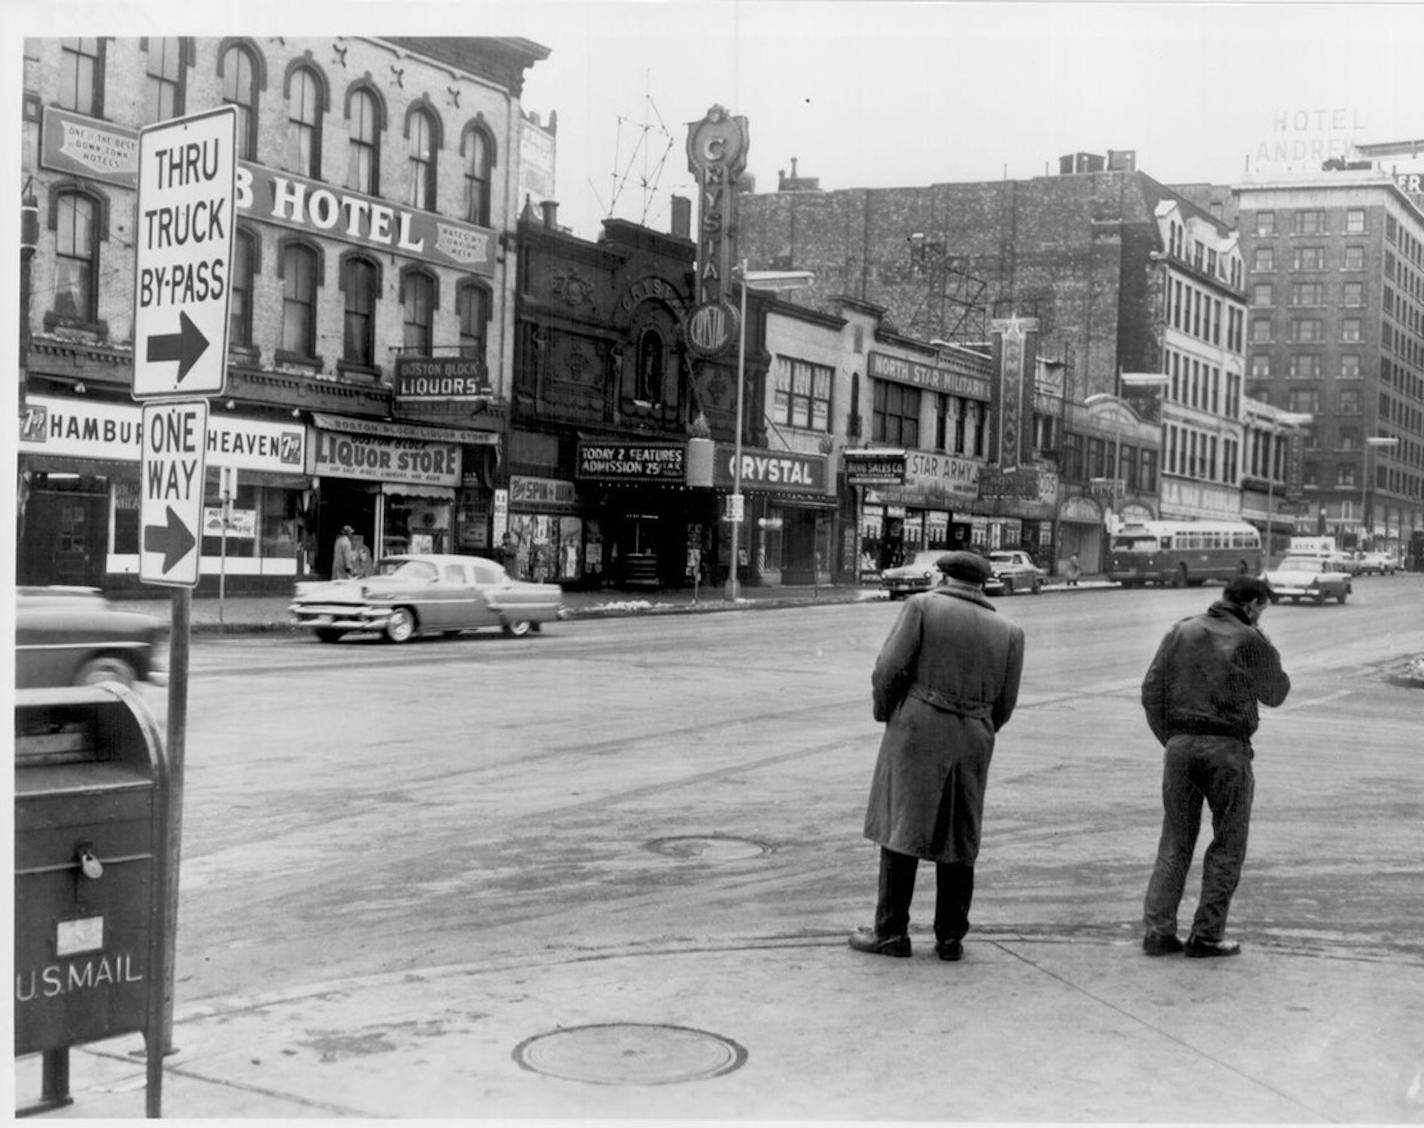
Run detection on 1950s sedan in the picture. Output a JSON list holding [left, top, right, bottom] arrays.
[[15, 587, 170, 688], [289, 554, 566, 643]]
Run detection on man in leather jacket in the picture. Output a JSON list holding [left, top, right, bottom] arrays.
[[1140, 576, 1291, 958]]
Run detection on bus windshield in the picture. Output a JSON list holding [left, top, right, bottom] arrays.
[[1112, 535, 1161, 552]]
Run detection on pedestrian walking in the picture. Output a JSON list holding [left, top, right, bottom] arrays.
[[1139, 576, 1291, 959], [1065, 552, 1081, 587], [331, 525, 357, 580], [850, 551, 1026, 962]]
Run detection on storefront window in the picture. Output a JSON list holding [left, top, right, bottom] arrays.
[[506, 514, 584, 583]]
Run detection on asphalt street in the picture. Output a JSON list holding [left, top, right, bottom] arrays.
[[13, 576, 1424, 1119]]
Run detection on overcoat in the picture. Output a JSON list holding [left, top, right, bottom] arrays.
[[864, 582, 1025, 863]]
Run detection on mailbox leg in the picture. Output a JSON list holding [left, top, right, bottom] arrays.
[[16, 1048, 73, 1116]]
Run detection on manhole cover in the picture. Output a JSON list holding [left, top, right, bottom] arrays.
[[513, 1022, 747, 1085], [644, 835, 771, 861]]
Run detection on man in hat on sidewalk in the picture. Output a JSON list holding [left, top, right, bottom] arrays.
[[332, 525, 357, 580], [1139, 575, 1291, 958], [851, 551, 1026, 961]]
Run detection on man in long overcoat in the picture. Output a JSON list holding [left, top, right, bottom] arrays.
[[851, 551, 1025, 961]]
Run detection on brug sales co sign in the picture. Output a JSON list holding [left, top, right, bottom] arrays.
[[132, 106, 237, 399]]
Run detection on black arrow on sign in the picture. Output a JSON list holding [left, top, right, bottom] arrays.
[[143, 505, 197, 573], [145, 310, 209, 382]]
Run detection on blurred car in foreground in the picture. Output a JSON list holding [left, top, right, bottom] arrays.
[[879, 551, 946, 600], [14, 587, 170, 688], [289, 553, 565, 643], [985, 550, 1045, 596], [1264, 556, 1353, 605]]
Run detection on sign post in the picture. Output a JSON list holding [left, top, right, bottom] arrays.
[[131, 105, 237, 1062]]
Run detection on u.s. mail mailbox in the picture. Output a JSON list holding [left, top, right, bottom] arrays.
[[14, 683, 171, 1117]]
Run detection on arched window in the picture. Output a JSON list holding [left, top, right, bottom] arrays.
[[462, 123, 493, 226], [229, 227, 257, 348], [345, 86, 382, 196], [59, 38, 104, 117], [144, 37, 188, 123], [53, 191, 98, 321], [280, 243, 320, 357], [342, 254, 382, 367], [286, 65, 324, 178], [402, 269, 437, 355], [406, 108, 438, 211], [635, 328, 664, 403], [457, 281, 490, 364], [219, 42, 261, 161]]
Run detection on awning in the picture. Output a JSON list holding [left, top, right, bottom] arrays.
[[313, 412, 498, 446], [381, 483, 457, 501], [20, 454, 137, 477]]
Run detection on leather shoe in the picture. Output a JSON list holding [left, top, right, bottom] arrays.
[[1142, 932, 1185, 956], [1185, 936, 1241, 958], [848, 927, 911, 958], [935, 939, 963, 962]]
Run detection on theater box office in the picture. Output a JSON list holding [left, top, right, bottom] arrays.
[[18, 394, 308, 591]]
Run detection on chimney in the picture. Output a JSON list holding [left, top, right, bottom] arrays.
[[670, 195, 691, 238], [540, 200, 558, 230]]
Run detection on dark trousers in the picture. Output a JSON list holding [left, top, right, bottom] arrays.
[[874, 847, 975, 942], [1143, 734, 1255, 942]]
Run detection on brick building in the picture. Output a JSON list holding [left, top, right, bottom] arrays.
[[17, 36, 548, 590], [736, 152, 1253, 564], [1235, 168, 1424, 561]]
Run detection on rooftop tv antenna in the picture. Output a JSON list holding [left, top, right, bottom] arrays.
[[604, 71, 678, 226]]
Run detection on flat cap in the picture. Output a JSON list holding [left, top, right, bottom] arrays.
[[341, 525, 354, 534], [936, 550, 992, 585]]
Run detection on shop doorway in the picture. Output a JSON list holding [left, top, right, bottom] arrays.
[[19, 487, 108, 587], [317, 485, 377, 578]]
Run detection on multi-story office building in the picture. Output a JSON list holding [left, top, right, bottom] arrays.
[[1235, 170, 1424, 559], [17, 36, 548, 590]]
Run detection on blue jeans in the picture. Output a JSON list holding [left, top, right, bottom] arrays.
[[1142, 734, 1255, 942]]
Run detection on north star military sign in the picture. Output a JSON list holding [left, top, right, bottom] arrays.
[[132, 106, 237, 399]]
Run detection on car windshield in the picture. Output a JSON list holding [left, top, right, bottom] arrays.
[[1275, 558, 1318, 570], [905, 552, 942, 569], [987, 553, 1015, 565], [377, 559, 440, 582]]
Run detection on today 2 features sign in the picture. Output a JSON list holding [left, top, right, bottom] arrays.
[[132, 106, 237, 399], [139, 400, 208, 586]]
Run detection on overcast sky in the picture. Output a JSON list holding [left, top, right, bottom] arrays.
[[10, 1, 1424, 241]]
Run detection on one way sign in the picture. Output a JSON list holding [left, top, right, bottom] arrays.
[[132, 106, 236, 399], [139, 400, 208, 587]]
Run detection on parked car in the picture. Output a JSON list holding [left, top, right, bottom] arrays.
[[1354, 551, 1400, 576], [289, 553, 565, 643], [879, 550, 946, 600], [14, 586, 170, 688], [1264, 556, 1353, 605], [985, 550, 1045, 596]]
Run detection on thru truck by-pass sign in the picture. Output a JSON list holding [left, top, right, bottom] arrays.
[[132, 107, 237, 399]]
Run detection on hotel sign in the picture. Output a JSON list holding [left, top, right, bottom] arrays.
[[41, 106, 139, 188], [37, 107, 496, 275]]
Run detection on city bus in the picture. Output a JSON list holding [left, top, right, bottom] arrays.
[[1107, 520, 1263, 588]]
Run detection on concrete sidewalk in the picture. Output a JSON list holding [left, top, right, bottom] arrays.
[[18, 932, 1421, 1119], [118, 574, 1119, 632]]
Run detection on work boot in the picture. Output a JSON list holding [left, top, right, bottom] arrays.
[[1142, 932, 1185, 956], [1185, 936, 1241, 959], [848, 927, 911, 958]]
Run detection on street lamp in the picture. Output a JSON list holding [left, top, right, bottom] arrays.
[[726, 260, 814, 600], [1362, 435, 1400, 550]]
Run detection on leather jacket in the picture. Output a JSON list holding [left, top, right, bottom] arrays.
[[1141, 601, 1291, 746]]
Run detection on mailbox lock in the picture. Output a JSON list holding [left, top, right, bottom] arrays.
[[77, 845, 104, 880]]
